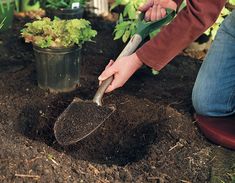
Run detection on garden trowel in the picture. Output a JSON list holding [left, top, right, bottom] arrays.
[[54, 9, 176, 146]]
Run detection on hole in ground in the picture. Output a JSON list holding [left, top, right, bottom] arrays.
[[15, 95, 161, 166]]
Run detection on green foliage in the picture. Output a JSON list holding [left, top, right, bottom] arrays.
[[45, 0, 86, 9], [0, 0, 16, 14], [229, 0, 235, 5], [114, 15, 138, 42], [111, 0, 144, 19], [21, 17, 97, 48], [112, 0, 180, 42], [204, 7, 231, 40], [112, 0, 146, 43]]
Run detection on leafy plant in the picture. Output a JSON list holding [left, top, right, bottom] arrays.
[[112, 0, 181, 43], [112, 0, 146, 43], [21, 17, 97, 48], [0, 0, 17, 13], [45, 0, 86, 9]]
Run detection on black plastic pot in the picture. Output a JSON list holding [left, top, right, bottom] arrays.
[[46, 7, 84, 20], [33, 45, 81, 93]]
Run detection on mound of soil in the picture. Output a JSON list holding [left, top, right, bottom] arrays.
[[0, 15, 233, 183]]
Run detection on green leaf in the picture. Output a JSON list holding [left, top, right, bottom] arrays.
[[122, 30, 130, 42], [114, 29, 125, 40], [119, 13, 123, 22], [204, 28, 211, 36], [115, 21, 131, 30], [229, 0, 235, 5], [220, 7, 230, 16], [110, 2, 118, 10], [127, 4, 137, 19], [123, 4, 130, 17], [152, 69, 159, 75], [129, 22, 137, 35], [211, 24, 220, 40]]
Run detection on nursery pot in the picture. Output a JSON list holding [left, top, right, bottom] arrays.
[[0, 1, 15, 32], [46, 7, 84, 20], [33, 45, 81, 93]]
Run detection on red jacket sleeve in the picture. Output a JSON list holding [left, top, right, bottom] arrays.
[[136, 0, 227, 71]]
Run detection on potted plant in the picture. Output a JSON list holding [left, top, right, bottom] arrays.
[[44, 0, 86, 20], [0, 0, 15, 32], [21, 17, 97, 93]]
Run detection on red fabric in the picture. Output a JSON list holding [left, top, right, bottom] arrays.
[[136, 0, 227, 71], [196, 115, 235, 150]]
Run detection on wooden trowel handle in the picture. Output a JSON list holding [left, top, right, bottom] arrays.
[[93, 34, 143, 106]]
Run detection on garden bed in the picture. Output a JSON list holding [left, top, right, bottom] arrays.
[[0, 17, 234, 183]]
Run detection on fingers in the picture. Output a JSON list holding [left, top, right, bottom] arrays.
[[98, 60, 115, 81], [144, 7, 152, 21], [140, 0, 177, 21], [105, 83, 116, 93], [105, 75, 123, 93], [160, 8, 166, 17], [146, 4, 164, 21], [150, 4, 158, 21], [105, 60, 114, 70], [99, 60, 115, 85], [139, 0, 154, 12], [159, 0, 177, 10], [156, 4, 162, 20]]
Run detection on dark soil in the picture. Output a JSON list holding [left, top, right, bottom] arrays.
[[0, 15, 234, 183]]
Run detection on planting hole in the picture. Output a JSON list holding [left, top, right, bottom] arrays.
[[16, 95, 161, 165]]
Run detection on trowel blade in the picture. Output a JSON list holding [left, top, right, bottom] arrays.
[[54, 98, 115, 146]]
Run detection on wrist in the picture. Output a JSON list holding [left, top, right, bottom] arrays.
[[132, 53, 143, 67]]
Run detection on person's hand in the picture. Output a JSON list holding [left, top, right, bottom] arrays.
[[98, 53, 143, 93], [139, 0, 177, 21]]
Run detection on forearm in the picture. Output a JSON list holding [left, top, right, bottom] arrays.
[[136, 0, 227, 71]]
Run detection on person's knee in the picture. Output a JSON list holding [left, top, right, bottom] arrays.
[[218, 10, 235, 38], [192, 86, 212, 116], [192, 84, 235, 116]]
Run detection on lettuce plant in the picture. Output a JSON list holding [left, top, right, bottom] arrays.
[[21, 18, 97, 48]]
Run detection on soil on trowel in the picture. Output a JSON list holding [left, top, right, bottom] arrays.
[[54, 99, 115, 145], [0, 14, 234, 183]]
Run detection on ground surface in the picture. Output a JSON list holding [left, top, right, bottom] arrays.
[[0, 16, 234, 183]]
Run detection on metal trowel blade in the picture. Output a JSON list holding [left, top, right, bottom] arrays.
[[54, 98, 115, 146]]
